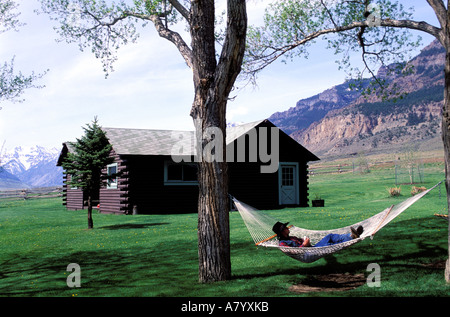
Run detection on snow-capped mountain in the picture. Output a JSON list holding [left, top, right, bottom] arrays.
[[0, 146, 63, 189]]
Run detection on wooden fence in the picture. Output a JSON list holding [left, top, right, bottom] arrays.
[[308, 161, 387, 175], [0, 186, 63, 200], [308, 163, 354, 175], [309, 159, 421, 176]]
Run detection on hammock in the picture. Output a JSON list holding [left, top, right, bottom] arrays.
[[232, 182, 442, 263]]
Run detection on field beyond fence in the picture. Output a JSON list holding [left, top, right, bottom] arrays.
[[0, 186, 62, 200], [309, 155, 444, 186]]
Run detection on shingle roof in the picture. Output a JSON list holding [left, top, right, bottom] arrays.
[[59, 119, 319, 162], [101, 127, 194, 156], [102, 119, 266, 156]]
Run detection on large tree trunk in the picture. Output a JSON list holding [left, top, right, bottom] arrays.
[[190, 0, 230, 284], [196, 123, 231, 283], [192, 87, 230, 283], [189, 0, 247, 283], [444, 8, 450, 283], [443, 62, 450, 282]]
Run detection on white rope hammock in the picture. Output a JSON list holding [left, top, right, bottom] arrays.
[[232, 182, 442, 263]]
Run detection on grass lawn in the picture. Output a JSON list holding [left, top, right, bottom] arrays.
[[0, 158, 449, 298]]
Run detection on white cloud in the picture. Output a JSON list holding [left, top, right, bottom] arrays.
[[227, 105, 249, 122]]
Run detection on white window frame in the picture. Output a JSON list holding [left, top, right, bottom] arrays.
[[164, 161, 198, 186], [107, 163, 118, 189]]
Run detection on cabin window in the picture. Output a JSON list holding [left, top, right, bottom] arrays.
[[164, 161, 198, 185], [107, 163, 118, 189]]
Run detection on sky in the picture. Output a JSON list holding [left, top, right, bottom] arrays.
[[0, 0, 439, 152]]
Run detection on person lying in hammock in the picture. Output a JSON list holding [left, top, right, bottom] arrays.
[[272, 222, 364, 248]]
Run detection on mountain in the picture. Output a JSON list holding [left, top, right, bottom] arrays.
[[269, 79, 369, 135], [0, 167, 30, 190], [0, 146, 63, 189], [270, 40, 445, 158]]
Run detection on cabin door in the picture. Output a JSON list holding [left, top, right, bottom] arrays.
[[279, 163, 299, 205]]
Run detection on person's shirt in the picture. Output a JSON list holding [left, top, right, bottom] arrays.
[[278, 236, 304, 247]]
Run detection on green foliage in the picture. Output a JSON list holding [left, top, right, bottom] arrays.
[[62, 117, 113, 195], [0, 0, 23, 33], [263, 0, 324, 48], [37, 0, 183, 76], [133, 0, 179, 19], [0, 58, 46, 104], [244, 0, 422, 99], [38, 0, 138, 75], [0, 1, 47, 104]]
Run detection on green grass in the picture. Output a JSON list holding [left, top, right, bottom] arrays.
[[0, 159, 449, 297]]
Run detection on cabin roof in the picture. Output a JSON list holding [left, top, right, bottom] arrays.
[[101, 119, 265, 156], [101, 127, 192, 156], [59, 119, 319, 162]]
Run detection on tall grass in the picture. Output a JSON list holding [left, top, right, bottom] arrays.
[[0, 159, 449, 297]]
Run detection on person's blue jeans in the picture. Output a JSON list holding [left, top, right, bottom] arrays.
[[313, 233, 352, 247]]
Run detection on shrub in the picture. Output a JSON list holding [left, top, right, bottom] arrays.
[[411, 186, 426, 196], [388, 186, 402, 197]]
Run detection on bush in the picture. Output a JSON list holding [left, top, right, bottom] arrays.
[[411, 186, 427, 196], [388, 186, 402, 197]]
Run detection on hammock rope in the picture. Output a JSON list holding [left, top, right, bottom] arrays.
[[231, 182, 442, 263]]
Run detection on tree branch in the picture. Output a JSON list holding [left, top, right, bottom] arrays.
[[380, 18, 442, 41], [214, 0, 247, 99], [124, 11, 193, 69], [426, 0, 447, 30], [168, 0, 189, 22], [247, 17, 442, 75], [149, 14, 193, 69], [319, 0, 338, 29], [248, 20, 370, 74]]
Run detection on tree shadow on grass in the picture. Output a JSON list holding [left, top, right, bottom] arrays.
[[231, 254, 363, 281], [98, 222, 170, 230], [231, 215, 448, 294], [0, 241, 197, 297]]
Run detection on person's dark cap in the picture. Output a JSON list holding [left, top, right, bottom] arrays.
[[272, 221, 289, 235]]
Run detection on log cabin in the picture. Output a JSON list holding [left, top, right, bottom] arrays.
[[57, 119, 319, 214]]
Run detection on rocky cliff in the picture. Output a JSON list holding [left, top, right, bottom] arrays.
[[271, 40, 445, 158]]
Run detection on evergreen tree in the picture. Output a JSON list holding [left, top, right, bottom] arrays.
[[62, 117, 113, 229]]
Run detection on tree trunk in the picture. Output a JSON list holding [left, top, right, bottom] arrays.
[[196, 142, 231, 283], [443, 8, 450, 283], [192, 89, 230, 283], [87, 195, 94, 229], [443, 71, 450, 283], [446, 258, 450, 283], [189, 0, 247, 283]]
